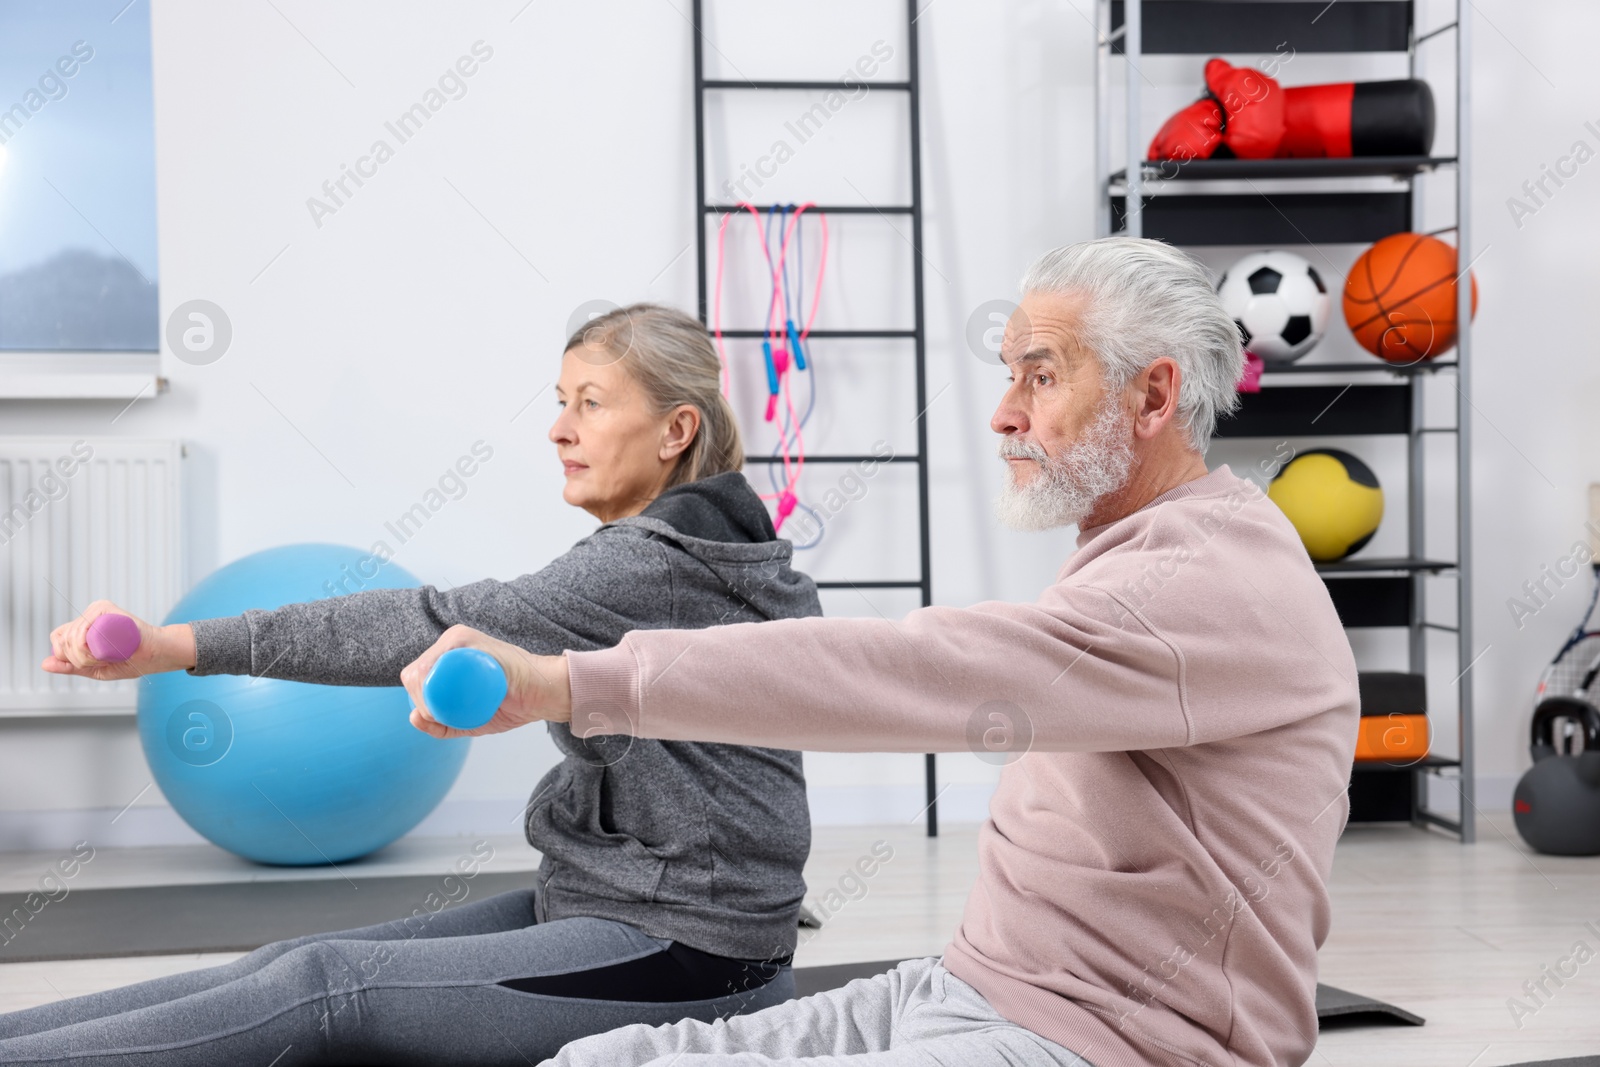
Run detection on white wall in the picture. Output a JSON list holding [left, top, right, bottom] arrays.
[[0, 0, 1591, 852]]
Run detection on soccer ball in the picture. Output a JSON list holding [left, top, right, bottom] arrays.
[[1217, 251, 1331, 363]]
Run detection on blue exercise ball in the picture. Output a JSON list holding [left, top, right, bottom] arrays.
[[137, 543, 469, 865]]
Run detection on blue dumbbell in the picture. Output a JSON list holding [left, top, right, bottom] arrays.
[[422, 648, 507, 730]]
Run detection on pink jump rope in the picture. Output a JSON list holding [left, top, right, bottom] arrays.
[[713, 202, 829, 537]]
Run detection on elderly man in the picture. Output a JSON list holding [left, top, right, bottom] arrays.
[[406, 237, 1360, 1067]]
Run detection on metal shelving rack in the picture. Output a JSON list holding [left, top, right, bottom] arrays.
[[690, 0, 942, 836], [1094, 0, 1475, 841]]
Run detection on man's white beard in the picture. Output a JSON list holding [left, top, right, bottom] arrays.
[[994, 396, 1136, 531]]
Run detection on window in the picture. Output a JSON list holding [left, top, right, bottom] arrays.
[[0, 0, 158, 366]]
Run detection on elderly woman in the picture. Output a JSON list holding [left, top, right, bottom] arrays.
[[11, 304, 819, 1067]]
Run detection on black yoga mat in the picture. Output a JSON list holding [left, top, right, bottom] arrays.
[[795, 959, 1425, 1030], [1314, 981, 1424, 1028], [0, 872, 536, 963], [0, 882, 1429, 1036]]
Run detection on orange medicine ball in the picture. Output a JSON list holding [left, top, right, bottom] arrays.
[[1342, 232, 1478, 363]]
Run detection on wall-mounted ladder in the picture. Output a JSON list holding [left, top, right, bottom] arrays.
[[690, 0, 940, 836]]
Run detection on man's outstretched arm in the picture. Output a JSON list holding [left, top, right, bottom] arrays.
[[401, 586, 1193, 755]]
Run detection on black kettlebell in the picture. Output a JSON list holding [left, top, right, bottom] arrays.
[[1512, 695, 1600, 856]]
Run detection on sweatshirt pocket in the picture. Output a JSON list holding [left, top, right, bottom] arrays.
[[583, 765, 671, 903], [581, 834, 669, 903]]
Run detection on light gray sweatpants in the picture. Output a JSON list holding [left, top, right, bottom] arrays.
[[543, 956, 1096, 1067]]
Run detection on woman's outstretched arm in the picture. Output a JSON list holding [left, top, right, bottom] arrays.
[[43, 529, 673, 688]]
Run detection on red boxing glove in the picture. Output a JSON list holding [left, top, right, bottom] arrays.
[[1146, 97, 1223, 161], [1204, 58, 1285, 159]]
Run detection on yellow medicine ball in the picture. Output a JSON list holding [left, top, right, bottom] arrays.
[[1267, 449, 1384, 562]]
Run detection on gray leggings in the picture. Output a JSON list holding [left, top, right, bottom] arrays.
[[546, 957, 1096, 1066], [0, 888, 791, 1066]]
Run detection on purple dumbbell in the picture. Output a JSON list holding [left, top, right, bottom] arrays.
[[86, 614, 141, 663]]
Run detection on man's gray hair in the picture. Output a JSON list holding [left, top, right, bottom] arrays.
[[1020, 237, 1243, 452]]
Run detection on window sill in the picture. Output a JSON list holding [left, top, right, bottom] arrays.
[[0, 353, 166, 400]]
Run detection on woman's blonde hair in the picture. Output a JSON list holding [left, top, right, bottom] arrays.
[[564, 303, 744, 489]]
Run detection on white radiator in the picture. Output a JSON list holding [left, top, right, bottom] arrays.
[[0, 438, 184, 716]]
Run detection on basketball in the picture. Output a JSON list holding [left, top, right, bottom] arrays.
[[1342, 232, 1478, 363]]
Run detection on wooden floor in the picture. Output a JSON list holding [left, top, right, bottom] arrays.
[[2, 813, 1597, 1065]]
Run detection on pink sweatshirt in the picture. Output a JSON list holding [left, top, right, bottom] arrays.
[[567, 464, 1359, 1067]]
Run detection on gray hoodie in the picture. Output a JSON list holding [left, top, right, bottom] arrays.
[[187, 472, 820, 960]]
